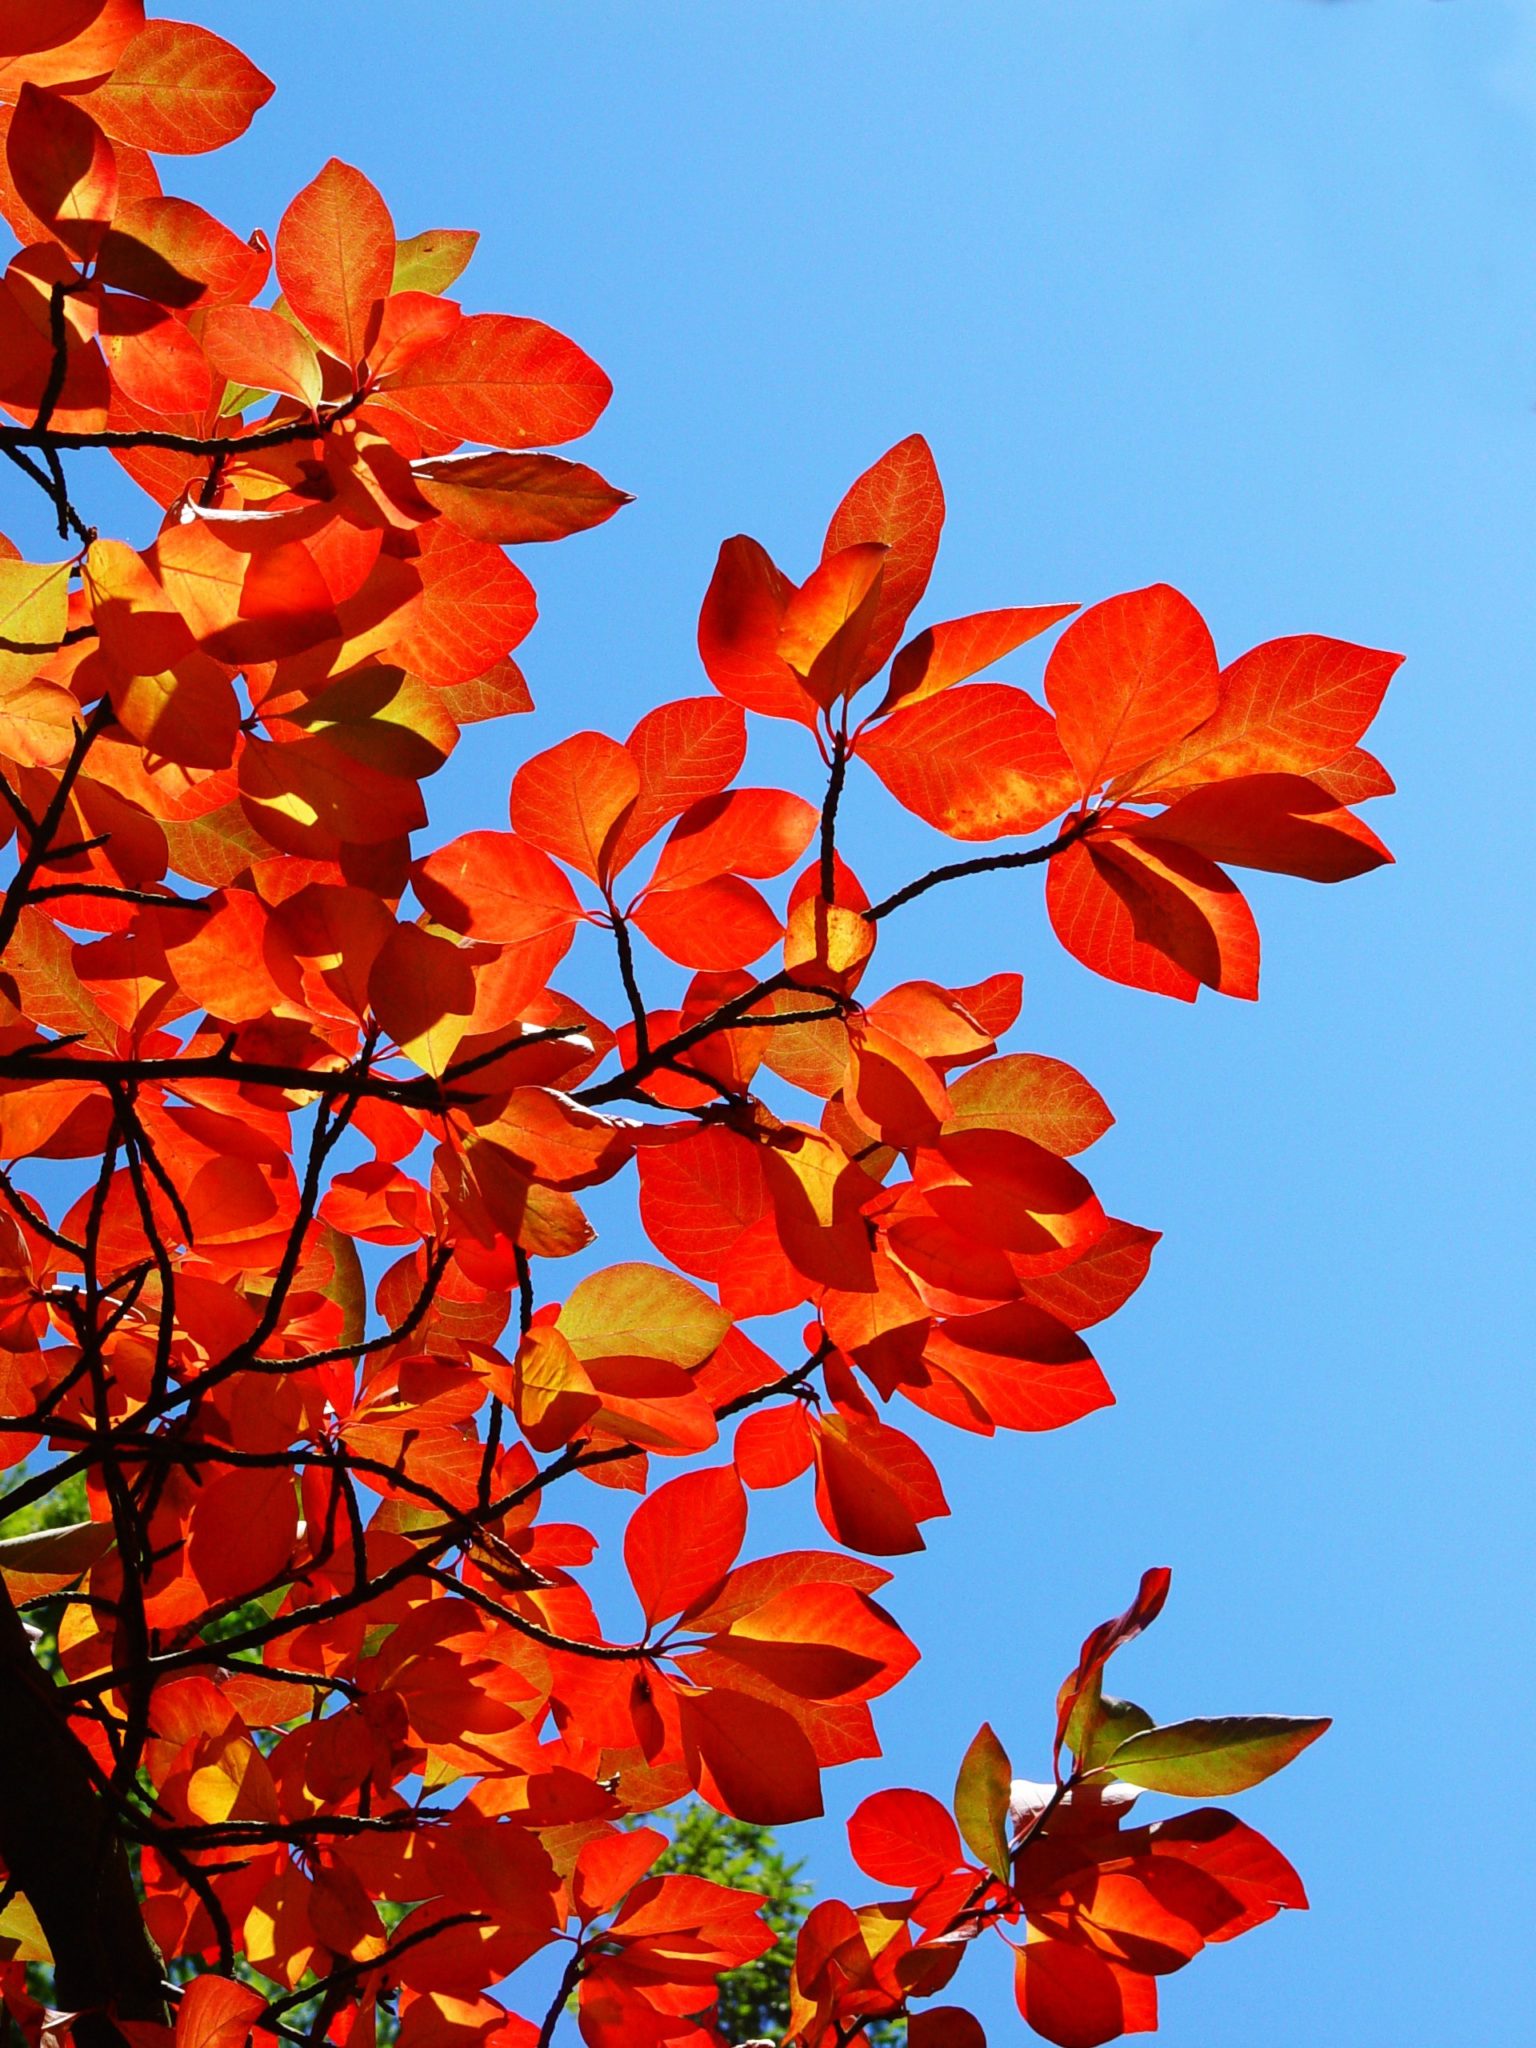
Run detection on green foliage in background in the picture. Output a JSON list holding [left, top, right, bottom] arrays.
[[648, 1806, 899, 2045]]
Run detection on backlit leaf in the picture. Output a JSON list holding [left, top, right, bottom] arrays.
[[953, 1722, 1012, 1881], [276, 156, 395, 368], [1101, 1715, 1330, 1796], [859, 684, 1077, 841], [822, 434, 945, 687], [376, 311, 611, 450], [1045, 583, 1220, 793], [79, 22, 274, 154], [623, 1465, 747, 1628], [412, 450, 630, 545]]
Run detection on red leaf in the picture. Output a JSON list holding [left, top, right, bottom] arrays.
[[679, 1686, 824, 1822], [631, 875, 783, 971], [733, 1403, 815, 1489], [1045, 834, 1260, 1002], [636, 1124, 771, 1284], [920, 1304, 1112, 1435], [1044, 584, 1220, 793], [642, 786, 818, 896], [909, 2010, 988, 2048], [697, 534, 816, 728], [624, 1465, 748, 1629], [847, 1787, 964, 1887], [412, 450, 631, 545], [572, 1827, 667, 1921], [412, 829, 581, 948], [812, 1408, 948, 1555], [1014, 1937, 1159, 2048], [186, 1467, 298, 1604], [1054, 1567, 1172, 1769]]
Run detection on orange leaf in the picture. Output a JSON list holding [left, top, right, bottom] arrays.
[[945, 1053, 1113, 1158], [573, 1827, 668, 1921], [636, 1125, 772, 1283], [6, 83, 117, 259], [174, 1975, 266, 2048], [510, 729, 638, 884], [388, 521, 536, 685], [201, 304, 322, 408], [1017, 1218, 1159, 1331], [1140, 772, 1391, 883], [822, 434, 945, 687], [558, 1260, 729, 1373], [98, 195, 270, 310], [604, 695, 746, 877], [777, 541, 888, 708], [1122, 633, 1403, 796], [276, 156, 395, 368], [99, 294, 213, 415], [375, 311, 611, 450], [1044, 584, 1220, 793], [77, 22, 274, 155], [859, 684, 1077, 841], [881, 603, 1078, 716]]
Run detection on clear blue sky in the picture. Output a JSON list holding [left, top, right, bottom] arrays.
[[68, 2, 1536, 2041]]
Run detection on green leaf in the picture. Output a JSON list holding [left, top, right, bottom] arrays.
[[392, 228, 478, 295], [1100, 1714, 1330, 1795], [953, 1721, 1013, 1881], [1064, 1674, 1155, 1772], [319, 1224, 367, 1351]]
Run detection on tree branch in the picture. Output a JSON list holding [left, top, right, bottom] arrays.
[[862, 812, 1095, 923]]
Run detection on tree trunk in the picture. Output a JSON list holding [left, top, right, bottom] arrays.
[[0, 1581, 166, 2048]]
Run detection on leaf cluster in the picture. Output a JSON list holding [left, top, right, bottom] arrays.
[[0, 9, 1397, 2048]]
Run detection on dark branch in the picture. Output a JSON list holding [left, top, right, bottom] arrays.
[[862, 811, 1095, 922]]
